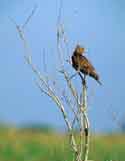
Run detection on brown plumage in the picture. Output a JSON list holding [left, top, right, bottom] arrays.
[[72, 45, 102, 85]]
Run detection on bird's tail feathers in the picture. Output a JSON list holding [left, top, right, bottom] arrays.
[[97, 79, 102, 85], [90, 72, 102, 85]]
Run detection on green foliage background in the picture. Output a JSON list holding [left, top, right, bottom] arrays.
[[0, 126, 124, 161]]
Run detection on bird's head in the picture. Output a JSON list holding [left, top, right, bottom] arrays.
[[74, 45, 85, 55]]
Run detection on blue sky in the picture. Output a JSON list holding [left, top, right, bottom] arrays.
[[0, 0, 125, 132]]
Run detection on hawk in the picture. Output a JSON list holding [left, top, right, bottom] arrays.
[[71, 45, 102, 85]]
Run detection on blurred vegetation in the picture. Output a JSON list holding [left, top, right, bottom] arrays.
[[19, 123, 55, 133], [0, 124, 124, 161]]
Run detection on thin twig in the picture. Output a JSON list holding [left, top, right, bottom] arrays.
[[22, 4, 38, 29], [62, 91, 80, 127], [57, 0, 63, 27], [60, 70, 80, 106], [57, 0, 65, 66]]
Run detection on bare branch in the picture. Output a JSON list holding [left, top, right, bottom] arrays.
[[35, 81, 51, 98], [82, 80, 90, 161], [22, 4, 38, 29], [60, 70, 80, 106], [57, 0, 63, 27], [62, 91, 80, 127], [13, 20, 79, 155], [13, 3, 92, 160]]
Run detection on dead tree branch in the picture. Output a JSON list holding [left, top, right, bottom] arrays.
[[12, 2, 91, 161]]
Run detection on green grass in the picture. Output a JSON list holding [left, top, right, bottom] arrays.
[[0, 128, 124, 161]]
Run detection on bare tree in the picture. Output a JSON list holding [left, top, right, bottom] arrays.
[[11, 4, 91, 161]]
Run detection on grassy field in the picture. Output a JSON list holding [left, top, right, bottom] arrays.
[[0, 127, 124, 161]]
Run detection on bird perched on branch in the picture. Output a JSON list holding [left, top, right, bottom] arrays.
[[71, 45, 102, 85]]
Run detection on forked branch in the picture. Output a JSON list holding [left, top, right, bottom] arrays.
[[12, 3, 91, 161]]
